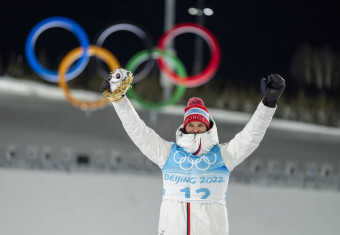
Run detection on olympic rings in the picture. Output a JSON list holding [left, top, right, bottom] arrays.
[[126, 49, 187, 110], [25, 16, 90, 83], [157, 23, 221, 88], [58, 46, 120, 110], [173, 150, 217, 171], [26, 17, 221, 110], [95, 23, 155, 83]]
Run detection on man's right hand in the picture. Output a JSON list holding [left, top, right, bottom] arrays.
[[100, 68, 134, 103]]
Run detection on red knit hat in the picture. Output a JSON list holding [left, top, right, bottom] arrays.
[[183, 97, 210, 129]]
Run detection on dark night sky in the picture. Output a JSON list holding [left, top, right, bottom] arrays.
[[1, 0, 340, 85]]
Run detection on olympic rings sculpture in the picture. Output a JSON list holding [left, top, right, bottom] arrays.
[[174, 150, 217, 171], [25, 16, 221, 110]]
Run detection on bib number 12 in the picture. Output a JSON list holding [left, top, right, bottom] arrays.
[[180, 187, 210, 199]]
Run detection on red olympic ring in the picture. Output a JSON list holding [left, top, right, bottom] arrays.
[[157, 23, 221, 88]]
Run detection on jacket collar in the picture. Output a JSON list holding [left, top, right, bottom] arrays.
[[175, 116, 219, 156]]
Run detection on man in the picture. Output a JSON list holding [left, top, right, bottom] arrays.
[[100, 69, 285, 235]]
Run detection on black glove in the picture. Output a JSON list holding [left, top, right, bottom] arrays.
[[261, 74, 285, 108]]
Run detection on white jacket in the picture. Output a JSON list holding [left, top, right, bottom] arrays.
[[112, 96, 276, 235]]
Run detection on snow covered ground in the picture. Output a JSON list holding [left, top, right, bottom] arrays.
[[1, 169, 339, 235]]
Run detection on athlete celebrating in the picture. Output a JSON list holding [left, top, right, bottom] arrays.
[[100, 69, 285, 235]]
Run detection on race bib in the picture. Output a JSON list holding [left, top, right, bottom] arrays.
[[162, 144, 230, 204]]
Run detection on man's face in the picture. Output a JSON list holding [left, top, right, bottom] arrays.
[[185, 121, 207, 134]]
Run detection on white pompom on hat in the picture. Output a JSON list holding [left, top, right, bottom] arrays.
[[183, 97, 210, 130]]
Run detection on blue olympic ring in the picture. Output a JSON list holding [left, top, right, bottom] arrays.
[[25, 16, 90, 83]]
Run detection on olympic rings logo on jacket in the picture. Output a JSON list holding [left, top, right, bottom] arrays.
[[25, 16, 221, 111], [173, 150, 217, 171]]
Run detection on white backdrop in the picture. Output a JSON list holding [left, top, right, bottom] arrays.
[[0, 169, 339, 235]]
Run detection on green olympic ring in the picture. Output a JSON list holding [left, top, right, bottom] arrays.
[[126, 49, 187, 110]]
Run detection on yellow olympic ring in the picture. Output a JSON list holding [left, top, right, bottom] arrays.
[[58, 45, 121, 110]]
